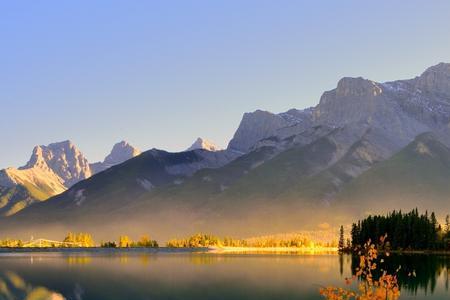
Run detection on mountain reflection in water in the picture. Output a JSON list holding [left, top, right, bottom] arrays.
[[0, 271, 64, 300], [0, 252, 448, 300]]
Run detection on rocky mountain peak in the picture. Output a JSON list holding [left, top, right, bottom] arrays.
[[90, 141, 141, 173], [336, 77, 383, 97], [416, 62, 450, 97], [21, 145, 48, 171], [187, 138, 221, 152], [314, 77, 386, 126], [22, 140, 91, 187], [227, 110, 293, 153], [104, 141, 141, 165]]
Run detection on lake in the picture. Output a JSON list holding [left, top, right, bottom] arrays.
[[0, 251, 449, 300]]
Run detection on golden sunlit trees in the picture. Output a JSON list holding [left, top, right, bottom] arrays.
[[166, 233, 222, 248], [135, 235, 158, 247], [63, 232, 95, 247], [0, 238, 24, 247], [166, 233, 336, 248], [117, 235, 158, 248], [119, 235, 131, 248]]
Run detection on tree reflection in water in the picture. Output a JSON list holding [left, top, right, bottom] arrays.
[[351, 253, 450, 296]]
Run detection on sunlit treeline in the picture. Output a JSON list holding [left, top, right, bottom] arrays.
[[0, 232, 158, 248], [166, 233, 337, 248], [0, 238, 24, 247], [166, 233, 222, 248], [63, 232, 95, 247], [245, 234, 337, 248], [101, 235, 158, 248], [1, 231, 337, 249]]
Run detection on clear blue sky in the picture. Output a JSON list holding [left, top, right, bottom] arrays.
[[2, 0, 450, 168]]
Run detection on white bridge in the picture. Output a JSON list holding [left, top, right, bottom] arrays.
[[22, 238, 85, 248]]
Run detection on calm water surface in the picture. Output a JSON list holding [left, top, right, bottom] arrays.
[[0, 252, 449, 300]]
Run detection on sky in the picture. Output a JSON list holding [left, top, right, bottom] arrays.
[[1, 0, 450, 168]]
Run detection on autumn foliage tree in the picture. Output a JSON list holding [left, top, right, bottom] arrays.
[[320, 235, 402, 300]]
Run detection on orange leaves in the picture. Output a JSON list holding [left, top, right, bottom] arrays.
[[319, 236, 401, 300], [319, 286, 356, 300]]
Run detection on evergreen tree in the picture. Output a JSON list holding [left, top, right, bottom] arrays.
[[351, 209, 443, 250], [338, 225, 345, 250]]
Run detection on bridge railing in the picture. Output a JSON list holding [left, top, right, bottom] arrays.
[[22, 239, 87, 248]]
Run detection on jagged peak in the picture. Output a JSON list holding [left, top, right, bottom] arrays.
[[20, 142, 64, 169], [111, 140, 140, 154], [47, 140, 75, 148], [104, 140, 141, 165], [187, 137, 221, 152], [20, 145, 48, 171], [23, 140, 82, 167], [18, 140, 91, 187], [90, 140, 141, 174]]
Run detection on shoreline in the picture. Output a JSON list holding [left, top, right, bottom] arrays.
[[2, 247, 450, 255], [341, 249, 450, 255], [208, 246, 338, 253], [0, 246, 338, 254], [390, 249, 450, 255], [0, 246, 338, 255], [0, 247, 208, 254]]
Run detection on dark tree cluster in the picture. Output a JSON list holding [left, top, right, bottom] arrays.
[[351, 209, 450, 250]]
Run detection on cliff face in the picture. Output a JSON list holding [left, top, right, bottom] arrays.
[[227, 109, 313, 153], [22, 140, 92, 187], [416, 63, 450, 97]]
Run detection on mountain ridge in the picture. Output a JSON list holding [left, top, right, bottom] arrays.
[[0, 140, 142, 216], [2, 62, 450, 240]]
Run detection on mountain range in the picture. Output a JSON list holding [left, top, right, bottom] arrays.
[[0, 140, 140, 216], [2, 62, 450, 241]]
